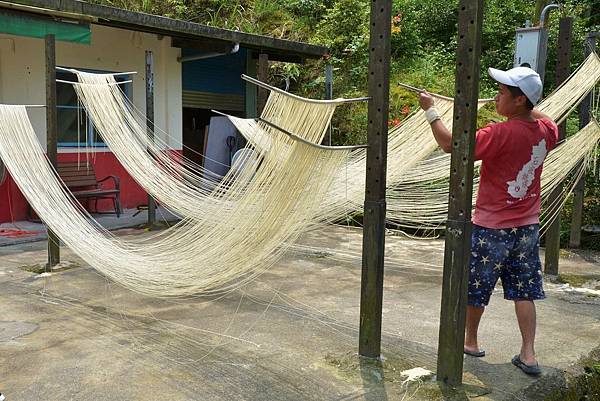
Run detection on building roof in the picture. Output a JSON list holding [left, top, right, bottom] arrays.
[[0, 0, 329, 62]]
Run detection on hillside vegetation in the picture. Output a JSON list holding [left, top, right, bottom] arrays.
[[93, 0, 600, 247]]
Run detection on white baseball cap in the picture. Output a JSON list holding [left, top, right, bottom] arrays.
[[488, 66, 543, 105]]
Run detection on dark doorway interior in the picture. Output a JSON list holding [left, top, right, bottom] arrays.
[[182, 108, 210, 167], [182, 108, 244, 167]]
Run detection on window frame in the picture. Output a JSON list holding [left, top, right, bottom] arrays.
[[57, 67, 132, 148]]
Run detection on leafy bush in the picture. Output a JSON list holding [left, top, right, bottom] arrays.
[[89, 0, 600, 247]]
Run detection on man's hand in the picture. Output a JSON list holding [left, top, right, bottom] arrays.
[[418, 91, 452, 153], [419, 92, 435, 111]]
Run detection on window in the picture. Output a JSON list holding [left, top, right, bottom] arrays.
[[57, 69, 132, 147]]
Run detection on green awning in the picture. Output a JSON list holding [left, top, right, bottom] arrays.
[[0, 11, 91, 44]]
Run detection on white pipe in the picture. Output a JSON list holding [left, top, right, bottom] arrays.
[[56, 66, 137, 77], [178, 43, 240, 63], [56, 79, 133, 86]]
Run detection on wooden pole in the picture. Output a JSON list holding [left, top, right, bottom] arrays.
[[146, 50, 156, 228], [325, 63, 333, 145], [257, 53, 269, 115], [45, 34, 60, 268], [570, 34, 597, 248], [436, 0, 484, 386], [358, 0, 391, 359], [544, 17, 573, 275], [0, 158, 5, 186], [245, 51, 258, 119]]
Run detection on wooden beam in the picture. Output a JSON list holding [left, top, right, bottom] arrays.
[[436, 0, 484, 386], [245, 51, 258, 119], [146, 50, 157, 228], [544, 17, 572, 275], [570, 34, 597, 248], [45, 34, 60, 268], [171, 37, 235, 54], [358, 0, 391, 359], [257, 53, 269, 116], [246, 50, 304, 64]]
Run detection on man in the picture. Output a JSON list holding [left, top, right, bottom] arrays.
[[419, 67, 559, 376]]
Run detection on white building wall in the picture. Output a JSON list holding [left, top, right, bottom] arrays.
[[0, 24, 182, 151]]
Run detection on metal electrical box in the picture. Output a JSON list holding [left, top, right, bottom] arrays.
[[514, 26, 549, 80]]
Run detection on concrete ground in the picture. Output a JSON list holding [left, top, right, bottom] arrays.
[[0, 222, 599, 401], [0, 206, 179, 247]]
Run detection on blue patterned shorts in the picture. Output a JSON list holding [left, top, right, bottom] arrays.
[[468, 224, 545, 307]]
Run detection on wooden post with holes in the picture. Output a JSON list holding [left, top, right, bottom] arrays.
[[358, 0, 391, 359], [146, 50, 157, 228], [257, 53, 269, 115], [45, 34, 60, 268], [570, 33, 597, 248], [436, 0, 483, 386], [544, 17, 572, 275]]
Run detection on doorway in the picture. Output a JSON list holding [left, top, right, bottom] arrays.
[[182, 108, 245, 168]]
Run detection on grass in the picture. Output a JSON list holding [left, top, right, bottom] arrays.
[[557, 273, 600, 290], [545, 347, 600, 401], [306, 251, 333, 259], [323, 352, 496, 400], [324, 351, 417, 384], [19, 260, 80, 274]]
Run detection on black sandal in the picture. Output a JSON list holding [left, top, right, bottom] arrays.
[[512, 354, 541, 375], [464, 348, 486, 357]]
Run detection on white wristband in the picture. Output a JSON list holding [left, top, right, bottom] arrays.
[[425, 107, 440, 124]]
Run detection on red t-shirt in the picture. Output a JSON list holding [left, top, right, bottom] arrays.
[[472, 118, 559, 229]]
